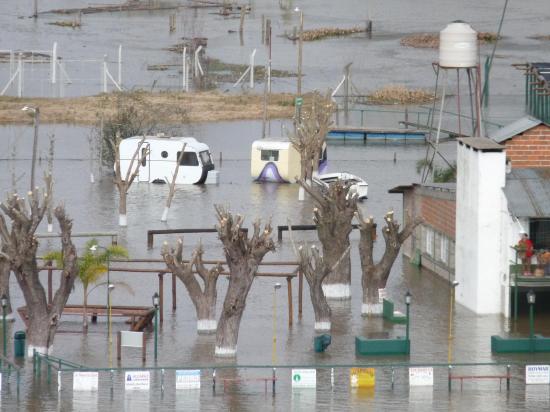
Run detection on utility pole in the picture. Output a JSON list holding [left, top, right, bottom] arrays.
[[297, 9, 303, 97]]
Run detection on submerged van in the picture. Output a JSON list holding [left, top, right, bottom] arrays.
[[118, 135, 215, 184], [250, 138, 327, 183]]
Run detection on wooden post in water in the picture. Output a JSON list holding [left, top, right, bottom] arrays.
[[261, 15, 265, 43], [172, 273, 177, 311], [33, 0, 38, 18], [287, 276, 293, 327], [298, 270, 303, 319]]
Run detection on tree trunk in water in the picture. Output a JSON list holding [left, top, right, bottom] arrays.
[[0, 259, 13, 319], [310, 275, 331, 331], [215, 267, 254, 356], [118, 186, 127, 227], [26, 309, 54, 356], [213, 206, 275, 357], [357, 210, 422, 316], [321, 235, 351, 299], [162, 239, 223, 333]]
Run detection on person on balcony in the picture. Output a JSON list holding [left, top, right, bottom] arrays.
[[518, 232, 534, 276]]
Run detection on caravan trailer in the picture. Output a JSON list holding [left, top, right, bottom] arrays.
[[251, 138, 327, 183], [118, 135, 215, 184]]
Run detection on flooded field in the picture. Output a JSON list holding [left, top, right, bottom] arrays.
[[1, 0, 550, 410]]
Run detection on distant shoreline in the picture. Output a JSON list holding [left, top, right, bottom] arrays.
[[0, 91, 297, 125]]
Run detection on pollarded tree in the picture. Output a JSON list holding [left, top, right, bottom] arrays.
[[298, 178, 357, 299], [111, 134, 149, 226], [0, 248, 12, 319], [294, 243, 350, 331], [0, 185, 79, 356], [289, 91, 333, 200], [357, 209, 422, 315], [162, 238, 223, 333], [214, 205, 275, 357]]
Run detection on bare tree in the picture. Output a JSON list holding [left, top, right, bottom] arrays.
[[294, 242, 350, 331], [289, 91, 333, 200], [45, 134, 55, 232], [298, 178, 357, 299], [161, 143, 186, 222], [0, 186, 79, 356], [214, 205, 275, 357], [357, 209, 422, 315], [112, 134, 148, 227], [162, 238, 223, 332]]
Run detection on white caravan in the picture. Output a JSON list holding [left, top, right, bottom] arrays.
[[118, 135, 215, 184]]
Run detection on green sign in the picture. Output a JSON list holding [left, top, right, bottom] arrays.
[[293, 374, 301, 382], [295, 97, 303, 107]]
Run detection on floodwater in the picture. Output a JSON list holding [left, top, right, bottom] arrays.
[[1, 0, 550, 410]]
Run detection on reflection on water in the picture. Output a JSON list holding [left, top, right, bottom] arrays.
[[0, 113, 549, 411]]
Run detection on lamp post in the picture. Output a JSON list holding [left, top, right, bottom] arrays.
[[108, 284, 115, 366], [89, 244, 111, 334], [272, 283, 281, 365], [21, 106, 40, 191], [448, 280, 459, 363], [1, 294, 7, 359], [405, 291, 411, 354], [153, 292, 160, 361], [527, 289, 536, 352]]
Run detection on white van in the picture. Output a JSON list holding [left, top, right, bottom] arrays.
[[118, 135, 215, 184]]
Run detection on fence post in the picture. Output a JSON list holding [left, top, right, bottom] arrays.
[[213, 368, 216, 393], [391, 367, 394, 389], [102, 55, 108, 93], [110, 369, 114, 397], [448, 365, 452, 391], [272, 367, 276, 393], [161, 368, 165, 393], [506, 364, 511, 391]]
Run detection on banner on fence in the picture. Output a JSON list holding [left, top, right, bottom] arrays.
[[73, 371, 99, 391], [176, 369, 201, 389], [292, 369, 316, 388], [526, 365, 550, 385], [409, 367, 434, 386], [125, 371, 150, 390], [350, 368, 375, 388]]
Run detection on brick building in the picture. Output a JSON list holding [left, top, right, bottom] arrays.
[[490, 116, 550, 169], [389, 183, 456, 280]]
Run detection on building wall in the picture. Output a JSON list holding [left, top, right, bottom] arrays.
[[504, 124, 550, 168], [400, 186, 456, 280], [455, 141, 506, 314]]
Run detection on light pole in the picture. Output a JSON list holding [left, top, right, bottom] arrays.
[[1, 294, 7, 359], [89, 244, 111, 335], [294, 7, 303, 124], [272, 283, 281, 365], [448, 280, 459, 363], [108, 283, 115, 366], [527, 289, 536, 352], [153, 292, 159, 361], [405, 291, 411, 354], [21, 106, 40, 191]]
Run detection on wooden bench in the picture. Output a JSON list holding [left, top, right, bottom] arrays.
[[382, 299, 407, 324], [222, 377, 277, 393], [18, 305, 156, 332]]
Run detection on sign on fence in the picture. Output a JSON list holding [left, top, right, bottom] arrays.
[[176, 370, 201, 389], [526, 365, 550, 385], [125, 371, 150, 390], [291, 369, 316, 388], [73, 371, 99, 391], [350, 368, 375, 388], [409, 367, 434, 386], [121, 331, 144, 348]]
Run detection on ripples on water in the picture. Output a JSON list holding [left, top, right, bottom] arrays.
[[2, 0, 550, 408]]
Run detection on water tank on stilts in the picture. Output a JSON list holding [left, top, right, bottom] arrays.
[[439, 21, 478, 68]]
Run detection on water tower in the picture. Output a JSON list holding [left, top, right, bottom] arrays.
[[422, 21, 483, 182]]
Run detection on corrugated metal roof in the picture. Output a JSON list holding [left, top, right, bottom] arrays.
[[505, 168, 550, 217], [489, 116, 542, 143]]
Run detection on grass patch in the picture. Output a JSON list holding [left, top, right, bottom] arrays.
[[367, 84, 434, 105], [294, 27, 366, 41], [401, 32, 500, 48]]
